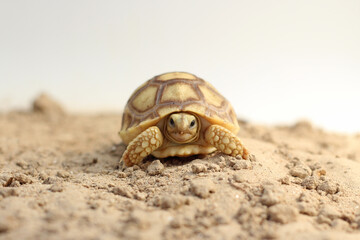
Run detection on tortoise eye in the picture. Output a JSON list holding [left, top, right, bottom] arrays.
[[190, 119, 196, 128], [169, 118, 175, 127]]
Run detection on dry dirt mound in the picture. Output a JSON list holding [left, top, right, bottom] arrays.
[[0, 113, 360, 240], [32, 93, 66, 117]]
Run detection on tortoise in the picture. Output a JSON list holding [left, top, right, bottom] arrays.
[[119, 72, 249, 166]]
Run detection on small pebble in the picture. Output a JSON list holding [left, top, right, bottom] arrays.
[[316, 169, 327, 176], [331, 219, 349, 230], [49, 183, 64, 192], [38, 172, 48, 180], [191, 163, 207, 173], [249, 154, 257, 162], [268, 204, 298, 224], [260, 186, 282, 207], [133, 165, 140, 171], [14, 173, 33, 184], [233, 160, 252, 170], [289, 165, 311, 179], [153, 194, 190, 209], [147, 160, 164, 176], [124, 167, 134, 174], [117, 172, 127, 178], [302, 176, 319, 190], [190, 179, 216, 198], [317, 180, 339, 194], [297, 202, 318, 216], [112, 186, 134, 199], [56, 170, 70, 178], [132, 170, 146, 179], [279, 176, 290, 185], [233, 173, 246, 183], [134, 192, 147, 201], [207, 163, 221, 172], [43, 177, 59, 184], [15, 160, 29, 169]]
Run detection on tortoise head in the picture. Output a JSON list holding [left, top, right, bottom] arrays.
[[164, 112, 200, 144]]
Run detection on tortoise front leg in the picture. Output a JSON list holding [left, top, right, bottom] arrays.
[[121, 126, 164, 167], [204, 125, 249, 160]]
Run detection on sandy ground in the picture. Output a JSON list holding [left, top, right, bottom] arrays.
[[1, 96, 360, 240]]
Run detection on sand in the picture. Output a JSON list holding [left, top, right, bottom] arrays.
[[1, 96, 360, 240]]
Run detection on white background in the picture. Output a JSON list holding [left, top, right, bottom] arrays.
[[1, 1, 360, 133]]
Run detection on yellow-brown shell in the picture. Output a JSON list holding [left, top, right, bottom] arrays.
[[120, 72, 239, 144]]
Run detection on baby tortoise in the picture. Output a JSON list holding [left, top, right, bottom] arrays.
[[119, 72, 249, 166]]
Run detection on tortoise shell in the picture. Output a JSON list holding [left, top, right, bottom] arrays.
[[119, 72, 239, 144]]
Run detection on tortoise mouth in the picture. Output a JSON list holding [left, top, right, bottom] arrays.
[[168, 132, 197, 143]]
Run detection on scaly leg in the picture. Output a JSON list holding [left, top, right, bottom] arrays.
[[204, 125, 249, 159], [121, 126, 164, 166]]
